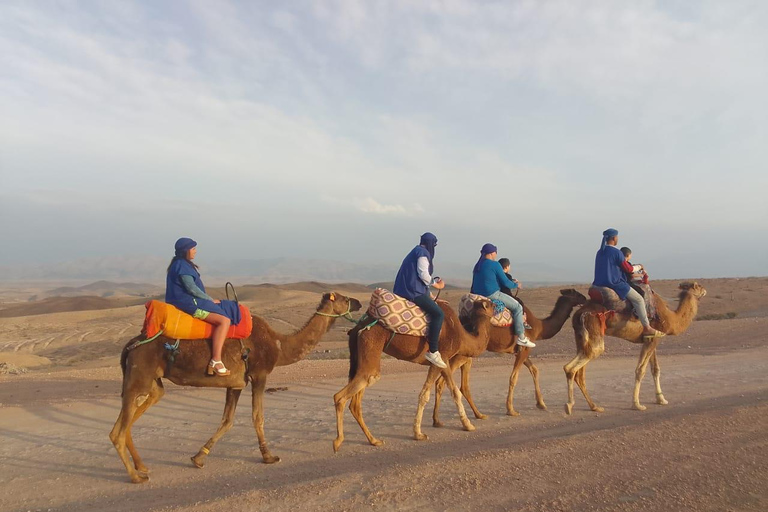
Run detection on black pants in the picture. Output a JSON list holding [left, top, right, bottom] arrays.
[[412, 294, 444, 353]]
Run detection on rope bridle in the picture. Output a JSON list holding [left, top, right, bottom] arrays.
[[314, 301, 358, 323]]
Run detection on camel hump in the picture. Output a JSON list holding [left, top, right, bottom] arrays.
[[143, 300, 253, 340], [588, 285, 658, 321], [458, 293, 512, 327], [367, 288, 429, 337]]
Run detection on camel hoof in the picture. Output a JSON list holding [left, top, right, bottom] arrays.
[[414, 433, 428, 441], [263, 455, 281, 464], [463, 423, 476, 432], [564, 403, 573, 415], [507, 410, 520, 417], [632, 403, 647, 411], [332, 439, 343, 453], [190, 456, 205, 469], [475, 413, 488, 420], [130, 473, 149, 484], [432, 421, 444, 428], [537, 403, 548, 411], [371, 439, 384, 447], [591, 406, 605, 413], [656, 395, 669, 405]]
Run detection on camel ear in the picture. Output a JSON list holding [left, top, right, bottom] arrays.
[[329, 292, 336, 302]]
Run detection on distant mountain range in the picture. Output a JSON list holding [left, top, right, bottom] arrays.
[[0, 255, 573, 287]]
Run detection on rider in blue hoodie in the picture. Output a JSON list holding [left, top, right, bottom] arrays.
[[470, 243, 535, 348], [393, 232, 448, 368]]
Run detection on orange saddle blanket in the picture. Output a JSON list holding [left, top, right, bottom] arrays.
[[142, 300, 253, 340]]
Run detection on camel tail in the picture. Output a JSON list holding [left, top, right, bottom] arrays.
[[573, 311, 603, 358]]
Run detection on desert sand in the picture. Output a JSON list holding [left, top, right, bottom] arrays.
[[0, 278, 766, 511]]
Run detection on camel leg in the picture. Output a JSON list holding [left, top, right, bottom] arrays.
[[632, 338, 660, 411], [459, 358, 487, 420], [348, 388, 384, 447], [563, 352, 594, 415], [251, 374, 280, 463], [109, 384, 152, 483], [443, 365, 475, 432], [190, 388, 243, 468], [125, 379, 165, 475], [506, 347, 530, 417], [333, 373, 376, 452], [650, 350, 669, 405], [432, 374, 447, 427], [415, 365, 474, 440], [433, 357, 482, 428], [414, 366, 442, 440], [524, 358, 547, 410], [574, 366, 603, 412]]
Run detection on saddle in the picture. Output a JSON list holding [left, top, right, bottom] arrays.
[[367, 288, 430, 336], [588, 283, 657, 320], [458, 293, 513, 327], [142, 300, 253, 340]]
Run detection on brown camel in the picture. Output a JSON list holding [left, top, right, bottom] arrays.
[[564, 282, 707, 414], [432, 289, 588, 425], [332, 299, 493, 452], [109, 292, 361, 483]]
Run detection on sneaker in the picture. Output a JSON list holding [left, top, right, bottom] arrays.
[[516, 336, 536, 348], [425, 351, 448, 369]]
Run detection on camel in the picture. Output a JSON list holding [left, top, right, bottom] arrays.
[[109, 292, 361, 483], [564, 282, 707, 414], [431, 289, 588, 425], [332, 299, 494, 452]]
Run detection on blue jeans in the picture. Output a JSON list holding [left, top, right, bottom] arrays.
[[412, 294, 444, 353], [488, 290, 525, 337], [625, 288, 651, 328]]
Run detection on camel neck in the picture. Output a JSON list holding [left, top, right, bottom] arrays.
[[537, 296, 578, 340], [275, 310, 334, 366], [662, 291, 699, 335], [458, 318, 492, 357]]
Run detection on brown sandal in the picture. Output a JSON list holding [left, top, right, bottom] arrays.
[[206, 360, 230, 376]]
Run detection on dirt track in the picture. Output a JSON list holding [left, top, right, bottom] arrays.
[[1, 318, 766, 512]]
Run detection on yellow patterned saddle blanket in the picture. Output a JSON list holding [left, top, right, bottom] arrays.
[[458, 293, 513, 327], [367, 288, 429, 336]]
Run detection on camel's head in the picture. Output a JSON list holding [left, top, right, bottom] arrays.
[[320, 292, 363, 315], [678, 281, 707, 299], [559, 288, 588, 306], [470, 298, 495, 321]]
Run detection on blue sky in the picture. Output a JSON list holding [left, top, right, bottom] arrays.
[[1, 0, 766, 282]]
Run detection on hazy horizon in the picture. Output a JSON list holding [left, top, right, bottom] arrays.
[[1, 1, 766, 279]]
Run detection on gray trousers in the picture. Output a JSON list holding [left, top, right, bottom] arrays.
[[626, 287, 650, 327]]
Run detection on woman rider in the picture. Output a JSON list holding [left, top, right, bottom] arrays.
[[165, 237, 237, 376], [393, 232, 448, 369]]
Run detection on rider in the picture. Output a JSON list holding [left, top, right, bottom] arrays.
[[165, 237, 237, 376], [470, 244, 536, 348], [393, 232, 448, 369], [593, 229, 663, 339]]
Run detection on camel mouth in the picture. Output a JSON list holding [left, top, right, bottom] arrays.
[[349, 298, 363, 312]]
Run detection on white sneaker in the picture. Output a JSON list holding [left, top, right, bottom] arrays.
[[516, 336, 536, 348], [425, 351, 448, 368]]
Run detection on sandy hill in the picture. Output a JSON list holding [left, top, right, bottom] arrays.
[[0, 295, 150, 318]]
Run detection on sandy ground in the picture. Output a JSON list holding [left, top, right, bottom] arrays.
[[0, 317, 766, 512], [0, 278, 766, 511]]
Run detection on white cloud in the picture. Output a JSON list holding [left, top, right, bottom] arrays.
[[353, 197, 425, 216]]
